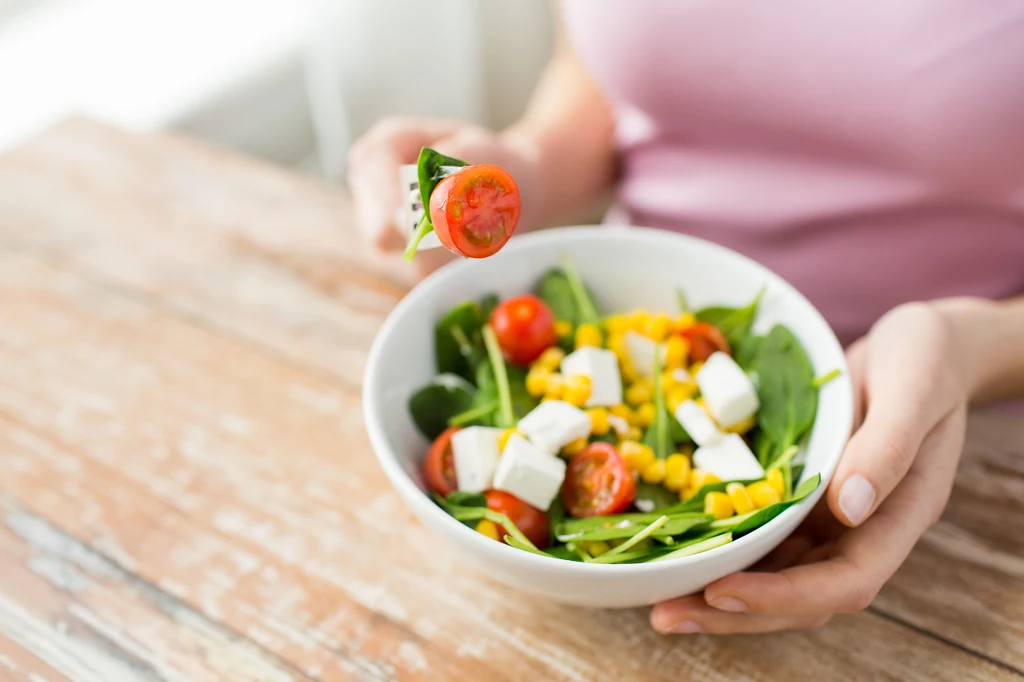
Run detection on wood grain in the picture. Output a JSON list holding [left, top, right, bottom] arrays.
[[0, 119, 1021, 681]]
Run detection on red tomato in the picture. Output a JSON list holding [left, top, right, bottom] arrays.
[[429, 164, 521, 259], [681, 322, 731, 363], [424, 426, 461, 497], [489, 294, 557, 366], [562, 443, 636, 518], [485, 490, 550, 549]]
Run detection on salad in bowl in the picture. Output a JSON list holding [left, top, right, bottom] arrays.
[[363, 226, 853, 607]]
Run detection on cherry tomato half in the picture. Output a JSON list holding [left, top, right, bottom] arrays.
[[490, 294, 557, 366], [681, 322, 731, 363], [485, 490, 550, 549], [424, 426, 461, 497], [429, 164, 521, 259], [562, 443, 637, 518]]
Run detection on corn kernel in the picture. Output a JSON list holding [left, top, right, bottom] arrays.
[[689, 361, 704, 376], [562, 436, 589, 456], [621, 361, 640, 384], [621, 441, 655, 471], [630, 310, 651, 333], [645, 314, 672, 342], [661, 369, 679, 392], [498, 428, 520, 452], [664, 453, 691, 492], [605, 315, 632, 335], [563, 374, 593, 407], [690, 469, 722, 490], [587, 408, 610, 436], [726, 482, 755, 515], [627, 426, 644, 441], [580, 540, 611, 557], [666, 383, 698, 413], [704, 491, 735, 520], [606, 331, 628, 358], [664, 335, 690, 370], [475, 519, 500, 541], [748, 481, 782, 509], [673, 312, 696, 333], [625, 380, 654, 406], [545, 373, 566, 399], [574, 323, 602, 349], [724, 414, 757, 435], [609, 404, 632, 421], [766, 469, 786, 497], [641, 460, 667, 484], [525, 366, 551, 397], [554, 320, 573, 338], [632, 403, 656, 428], [535, 347, 566, 372]]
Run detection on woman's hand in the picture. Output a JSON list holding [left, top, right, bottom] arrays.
[[651, 302, 971, 634]]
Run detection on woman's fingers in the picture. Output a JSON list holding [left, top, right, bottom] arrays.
[[651, 595, 830, 634]]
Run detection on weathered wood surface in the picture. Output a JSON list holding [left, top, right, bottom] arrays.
[[0, 119, 1020, 681]]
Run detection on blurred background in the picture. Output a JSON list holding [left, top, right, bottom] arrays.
[[0, 0, 555, 179]]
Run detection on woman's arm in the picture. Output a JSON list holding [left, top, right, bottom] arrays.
[[936, 296, 1024, 403]]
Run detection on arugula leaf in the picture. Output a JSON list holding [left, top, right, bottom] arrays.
[[435, 301, 484, 381], [408, 374, 476, 440], [694, 287, 764, 349], [748, 325, 817, 456], [560, 254, 601, 325], [473, 361, 537, 426], [651, 532, 733, 562], [448, 399, 500, 427], [641, 346, 672, 459], [536, 269, 580, 326], [555, 513, 711, 542], [634, 482, 680, 511], [587, 516, 669, 561], [479, 292, 499, 321], [481, 324, 515, 428], [676, 289, 690, 314], [404, 147, 468, 261], [445, 491, 486, 508]]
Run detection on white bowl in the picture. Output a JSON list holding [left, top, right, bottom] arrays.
[[363, 225, 853, 608]]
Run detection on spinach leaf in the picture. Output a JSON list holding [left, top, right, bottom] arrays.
[[641, 347, 672, 459], [735, 333, 764, 370], [435, 301, 484, 381], [479, 292, 499, 321], [545, 545, 581, 561], [473, 361, 537, 426], [555, 513, 711, 543], [694, 287, 764, 349], [481, 324, 516, 428], [651, 532, 733, 562], [748, 325, 817, 455], [445, 491, 486, 508], [536, 269, 579, 325], [448, 399, 500, 427], [408, 374, 476, 440], [560, 254, 601, 325], [713, 474, 821, 536], [634, 482, 680, 511], [506, 365, 540, 420], [404, 147, 468, 261]]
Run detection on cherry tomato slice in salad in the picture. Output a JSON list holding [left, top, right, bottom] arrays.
[[424, 426, 461, 497], [429, 164, 521, 258], [681, 322, 731, 363], [485, 490, 550, 549], [562, 443, 637, 518], [489, 294, 557, 366]]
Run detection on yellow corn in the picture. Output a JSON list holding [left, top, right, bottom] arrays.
[[724, 414, 757, 435], [645, 313, 672, 342], [609, 404, 632, 421], [630, 310, 652, 333], [704, 491, 735, 520], [620, 361, 640, 384], [689, 361, 705, 376], [747, 481, 782, 509], [626, 426, 644, 441], [580, 540, 611, 557], [498, 428, 520, 452], [574, 323, 602, 349], [625, 380, 654, 406], [673, 312, 697, 333], [554, 320, 573, 339], [766, 469, 786, 497], [641, 459, 667, 484], [663, 453, 691, 491], [621, 440, 655, 471], [726, 482, 755, 515], [587, 407, 610, 436], [475, 519, 500, 541], [561, 436, 589, 457], [525, 365, 551, 397], [690, 469, 721, 491], [631, 403, 656, 428], [605, 315, 632, 335], [535, 347, 566, 372], [661, 369, 679, 392], [563, 374, 593, 407], [545, 373, 566, 399], [664, 335, 689, 370], [606, 331, 628, 359], [666, 383, 698, 413]]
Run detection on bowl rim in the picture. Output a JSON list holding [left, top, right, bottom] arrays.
[[363, 224, 853, 573]]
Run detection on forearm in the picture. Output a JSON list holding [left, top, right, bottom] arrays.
[[935, 296, 1024, 403], [500, 41, 616, 227]]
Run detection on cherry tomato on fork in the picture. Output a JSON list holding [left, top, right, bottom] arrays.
[[424, 426, 461, 497], [485, 490, 550, 549], [429, 164, 521, 258], [489, 294, 557, 366], [681, 322, 731, 363], [562, 443, 636, 518]]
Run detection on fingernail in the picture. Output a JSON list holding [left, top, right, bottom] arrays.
[[839, 474, 876, 525], [669, 620, 703, 634], [708, 596, 748, 613]]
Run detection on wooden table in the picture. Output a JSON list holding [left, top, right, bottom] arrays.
[[0, 120, 1021, 682]]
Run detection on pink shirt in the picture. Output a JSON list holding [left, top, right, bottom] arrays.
[[562, 1, 1024, 344]]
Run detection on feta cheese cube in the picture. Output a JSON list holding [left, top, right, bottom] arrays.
[[671, 368, 691, 384], [560, 347, 622, 406], [451, 427, 504, 493], [607, 414, 630, 438], [695, 352, 760, 428], [674, 399, 723, 446], [693, 434, 765, 481], [493, 434, 567, 511], [517, 400, 592, 454], [624, 331, 662, 379]]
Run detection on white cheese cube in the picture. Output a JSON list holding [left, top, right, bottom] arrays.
[[493, 435, 567, 511], [451, 427, 504, 493], [671, 368, 691, 384], [560, 347, 622, 407], [674, 400, 723, 446], [693, 434, 765, 481], [607, 414, 631, 438], [624, 331, 659, 379], [695, 352, 760, 428], [517, 400, 592, 454]]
